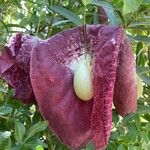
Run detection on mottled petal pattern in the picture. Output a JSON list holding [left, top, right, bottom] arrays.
[[0, 33, 39, 103], [0, 25, 137, 150], [30, 27, 93, 149]]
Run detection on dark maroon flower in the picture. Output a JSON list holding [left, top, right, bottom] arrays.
[[0, 33, 39, 103], [0, 25, 137, 150]]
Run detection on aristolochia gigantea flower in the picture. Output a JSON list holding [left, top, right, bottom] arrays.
[[0, 25, 137, 150]]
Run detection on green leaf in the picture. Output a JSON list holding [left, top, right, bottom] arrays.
[[6, 24, 26, 29], [128, 146, 140, 150], [129, 21, 150, 27], [24, 138, 47, 150], [85, 142, 95, 150], [106, 141, 117, 150], [29, 12, 39, 25], [110, 131, 120, 140], [0, 87, 7, 93], [82, 0, 92, 6], [52, 20, 71, 27], [50, 6, 82, 25], [0, 137, 11, 150], [124, 123, 138, 143], [143, 0, 150, 3], [137, 66, 150, 74], [102, 6, 118, 25], [15, 121, 26, 144], [123, 0, 143, 15], [91, 0, 114, 9], [127, 34, 150, 43], [112, 110, 119, 125], [142, 141, 150, 150], [93, 12, 99, 24], [23, 121, 48, 143], [19, 18, 29, 26], [137, 106, 150, 114], [36, 145, 44, 150], [0, 20, 9, 34], [140, 131, 149, 142], [0, 131, 11, 144], [0, 131, 11, 150], [123, 113, 136, 123], [137, 66, 150, 86], [118, 144, 128, 150], [0, 106, 13, 115]]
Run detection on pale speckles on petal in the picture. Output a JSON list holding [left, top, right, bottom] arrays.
[[111, 38, 116, 45]]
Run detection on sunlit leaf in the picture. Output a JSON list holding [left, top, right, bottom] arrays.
[[123, 0, 143, 15], [36, 145, 44, 150], [82, 0, 92, 6]]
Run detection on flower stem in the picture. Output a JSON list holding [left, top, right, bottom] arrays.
[[83, 6, 88, 59]]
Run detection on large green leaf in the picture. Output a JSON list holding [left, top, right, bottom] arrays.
[[15, 121, 26, 144], [50, 6, 82, 25], [123, 0, 143, 15]]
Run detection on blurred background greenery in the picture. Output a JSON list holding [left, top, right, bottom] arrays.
[[0, 0, 150, 150]]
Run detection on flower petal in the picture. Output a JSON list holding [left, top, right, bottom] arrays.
[[89, 25, 124, 149], [113, 38, 137, 116], [0, 33, 38, 103], [30, 27, 93, 149]]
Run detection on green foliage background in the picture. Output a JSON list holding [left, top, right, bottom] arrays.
[[0, 0, 150, 150]]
